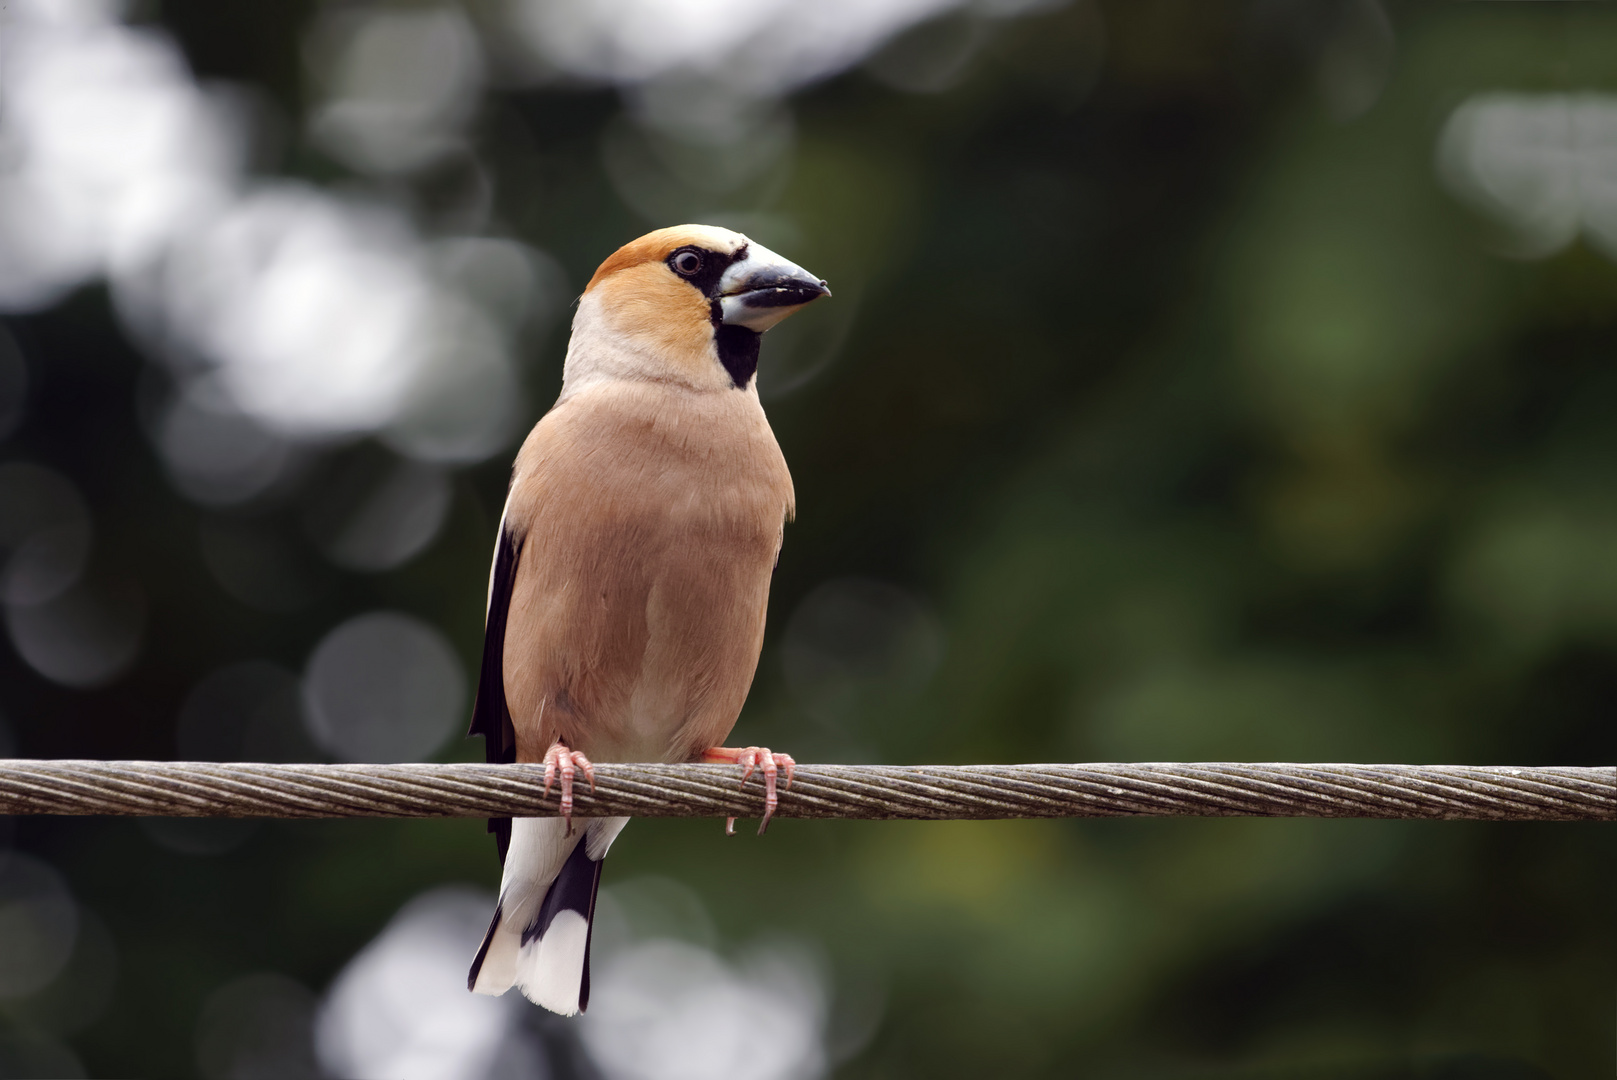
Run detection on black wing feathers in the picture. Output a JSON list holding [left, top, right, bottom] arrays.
[[469, 523, 522, 863]]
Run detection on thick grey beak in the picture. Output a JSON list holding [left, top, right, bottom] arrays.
[[717, 242, 830, 332]]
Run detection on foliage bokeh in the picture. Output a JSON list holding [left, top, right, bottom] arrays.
[[0, 0, 1611, 1076]]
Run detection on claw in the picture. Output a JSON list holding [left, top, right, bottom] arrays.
[[701, 746, 795, 836], [541, 742, 594, 834]]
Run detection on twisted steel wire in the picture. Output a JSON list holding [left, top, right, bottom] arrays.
[[0, 760, 1609, 822]]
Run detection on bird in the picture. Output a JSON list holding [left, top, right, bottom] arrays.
[[465, 224, 829, 1016]]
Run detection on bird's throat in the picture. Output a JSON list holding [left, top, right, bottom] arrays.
[[714, 325, 760, 389]]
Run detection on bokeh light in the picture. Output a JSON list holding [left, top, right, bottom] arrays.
[[302, 612, 466, 763], [1438, 93, 1617, 260], [581, 938, 828, 1080], [175, 661, 314, 764], [581, 876, 839, 1080], [152, 383, 295, 509], [193, 972, 321, 1080], [302, 455, 453, 574], [306, 6, 487, 178], [314, 887, 544, 1080], [0, 0, 244, 311], [5, 905, 120, 1042], [0, 853, 78, 1001], [0, 465, 91, 609], [4, 575, 145, 689]]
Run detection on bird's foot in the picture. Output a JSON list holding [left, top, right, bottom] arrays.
[[541, 741, 595, 834], [701, 746, 795, 836]]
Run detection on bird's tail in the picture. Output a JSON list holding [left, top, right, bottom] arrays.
[[467, 815, 629, 1015]]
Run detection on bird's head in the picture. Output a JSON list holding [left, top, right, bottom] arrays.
[[563, 224, 830, 396]]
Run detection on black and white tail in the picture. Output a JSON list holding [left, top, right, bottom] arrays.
[[468, 815, 629, 1015]]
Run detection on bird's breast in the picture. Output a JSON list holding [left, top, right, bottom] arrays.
[[502, 379, 792, 763], [522, 380, 790, 532]]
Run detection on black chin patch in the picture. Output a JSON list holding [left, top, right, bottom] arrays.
[[715, 324, 761, 389]]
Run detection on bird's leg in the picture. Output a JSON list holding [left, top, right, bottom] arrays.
[[700, 746, 795, 836], [541, 741, 595, 834]]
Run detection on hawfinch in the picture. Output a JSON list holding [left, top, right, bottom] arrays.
[[465, 225, 829, 1015]]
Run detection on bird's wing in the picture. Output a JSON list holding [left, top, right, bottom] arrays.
[[468, 500, 522, 863]]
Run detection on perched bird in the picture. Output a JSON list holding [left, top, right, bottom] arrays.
[[465, 225, 829, 1016]]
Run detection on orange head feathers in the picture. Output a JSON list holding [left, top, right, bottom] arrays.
[[564, 225, 829, 395]]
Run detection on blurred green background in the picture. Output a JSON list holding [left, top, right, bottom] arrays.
[[0, 0, 1611, 1076]]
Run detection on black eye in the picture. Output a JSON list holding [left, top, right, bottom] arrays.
[[672, 250, 703, 276]]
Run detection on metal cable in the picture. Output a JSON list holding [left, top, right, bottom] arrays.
[[0, 760, 1609, 821]]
